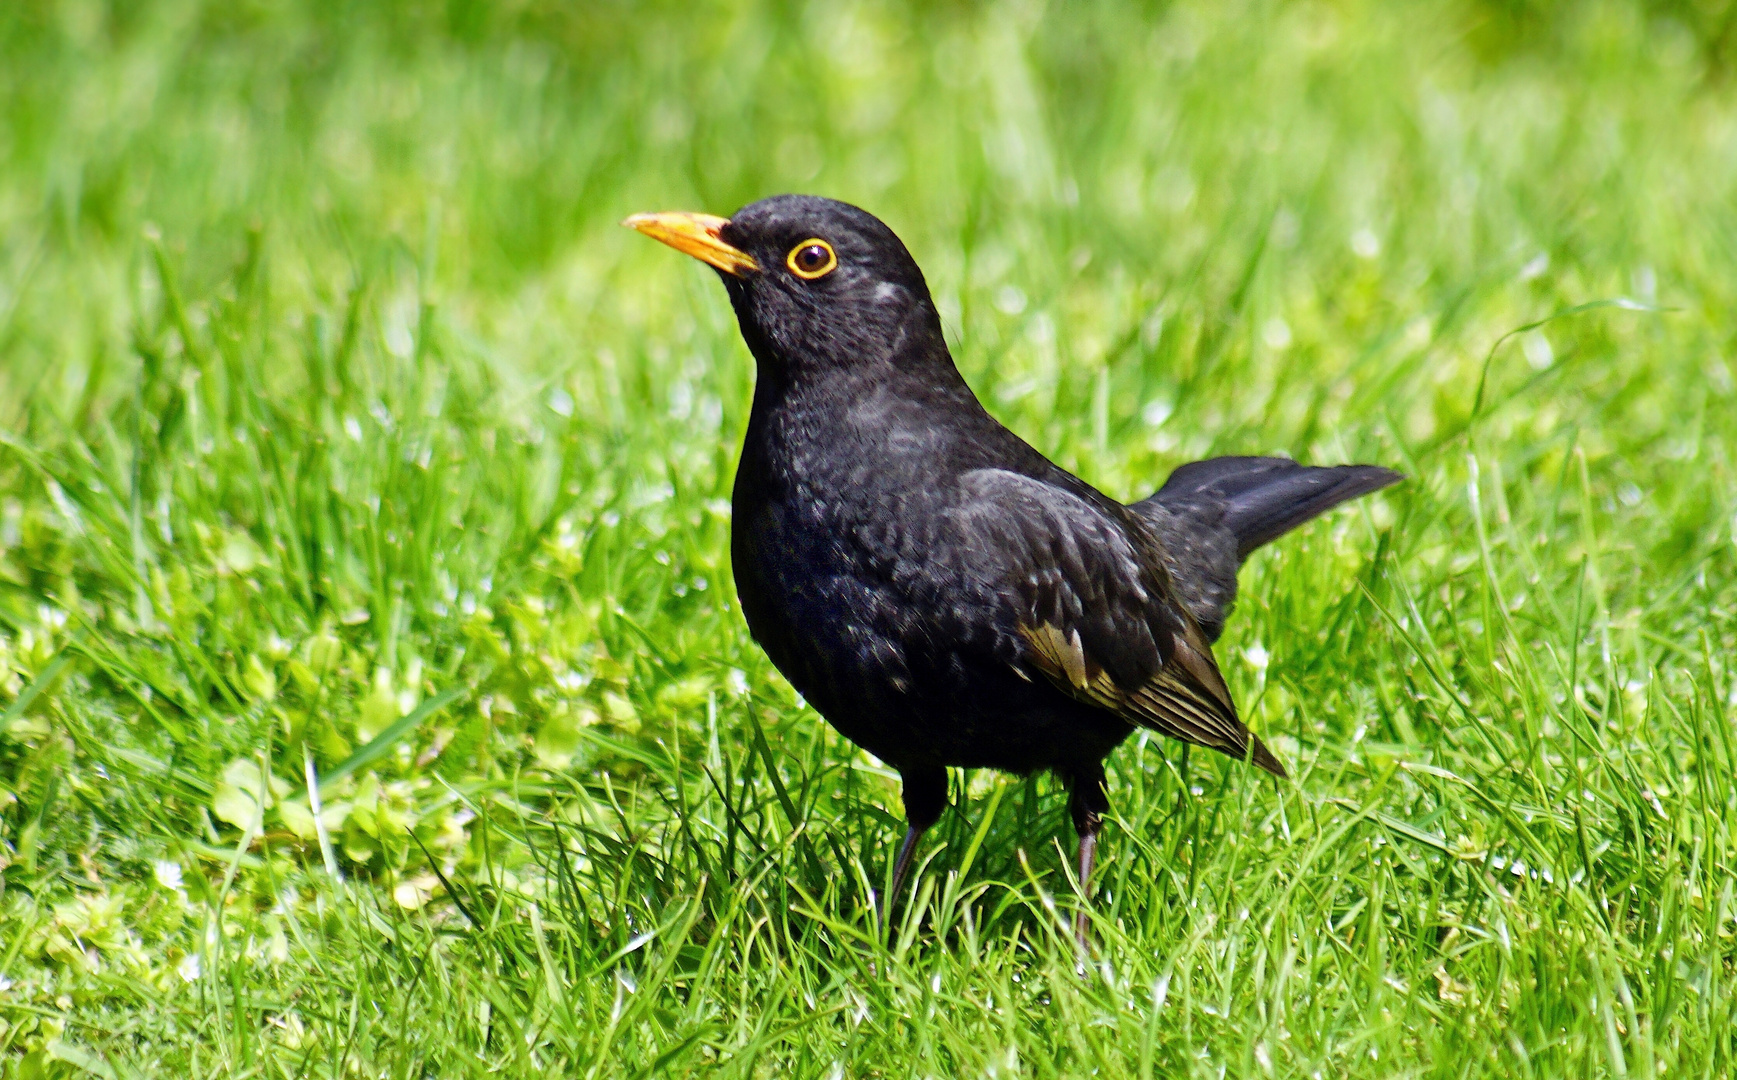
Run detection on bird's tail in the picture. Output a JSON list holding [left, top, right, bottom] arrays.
[[1144, 456, 1403, 561]]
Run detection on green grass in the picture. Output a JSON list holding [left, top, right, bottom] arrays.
[[2, 0, 1735, 1075]]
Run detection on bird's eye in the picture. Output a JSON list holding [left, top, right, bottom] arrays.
[[786, 239, 837, 279]]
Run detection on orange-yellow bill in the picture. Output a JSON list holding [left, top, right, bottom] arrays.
[[622, 211, 759, 277]]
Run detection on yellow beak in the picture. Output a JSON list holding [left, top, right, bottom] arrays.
[[622, 211, 760, 277]]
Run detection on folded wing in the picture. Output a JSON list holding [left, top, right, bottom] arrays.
[[944, 469, 1286, 777]]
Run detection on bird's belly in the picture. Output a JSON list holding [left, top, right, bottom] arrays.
[[731, 503, 1132, 774]]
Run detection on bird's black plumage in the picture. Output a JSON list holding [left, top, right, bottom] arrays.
[[627, 195, 1402, 941]]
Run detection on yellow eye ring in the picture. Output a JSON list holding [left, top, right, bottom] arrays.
[[786, 239, 838, 279]]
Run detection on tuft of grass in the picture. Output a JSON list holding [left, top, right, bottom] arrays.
[[2, 0, 1735, 1075]]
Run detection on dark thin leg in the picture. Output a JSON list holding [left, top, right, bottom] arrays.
[[889, 825, 924, 910], [1068, 764, 1110, 962], [884, 764, 947, 932], [1072, 815, 1102, 955]]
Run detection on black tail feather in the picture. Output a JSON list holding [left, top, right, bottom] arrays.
[[1151, 456, 1403, 560]]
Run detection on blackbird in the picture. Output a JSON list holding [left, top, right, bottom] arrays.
[[627, 195, 1400, 943]]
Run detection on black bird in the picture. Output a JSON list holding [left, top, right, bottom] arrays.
[[627, 196, 1400, 944]]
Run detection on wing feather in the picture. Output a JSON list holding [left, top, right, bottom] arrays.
[[953, 469, 1286, 778]]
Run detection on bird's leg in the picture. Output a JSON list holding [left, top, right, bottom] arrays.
[[888, 825, 924, 907], [1068, 766, 1110, 962], [1071, 816, 1101, 954], [884, 764, 947, 933]]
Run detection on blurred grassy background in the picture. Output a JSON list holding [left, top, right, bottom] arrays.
[[2, 0, 1735, 1076]]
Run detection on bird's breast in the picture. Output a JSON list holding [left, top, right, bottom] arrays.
[[729, 482, 916, 722]]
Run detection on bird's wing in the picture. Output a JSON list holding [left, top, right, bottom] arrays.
[[942, 469, 1285, 777]]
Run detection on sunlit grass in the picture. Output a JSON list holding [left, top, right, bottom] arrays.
[[1, 0, 1734, 1075]]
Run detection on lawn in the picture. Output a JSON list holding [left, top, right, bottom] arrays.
[[1, 0, 1735, 1075]]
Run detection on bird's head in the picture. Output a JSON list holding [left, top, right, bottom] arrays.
[[625, 195, 945, 381]]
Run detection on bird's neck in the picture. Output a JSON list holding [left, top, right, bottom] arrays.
[[736, 342, 986, 496]]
